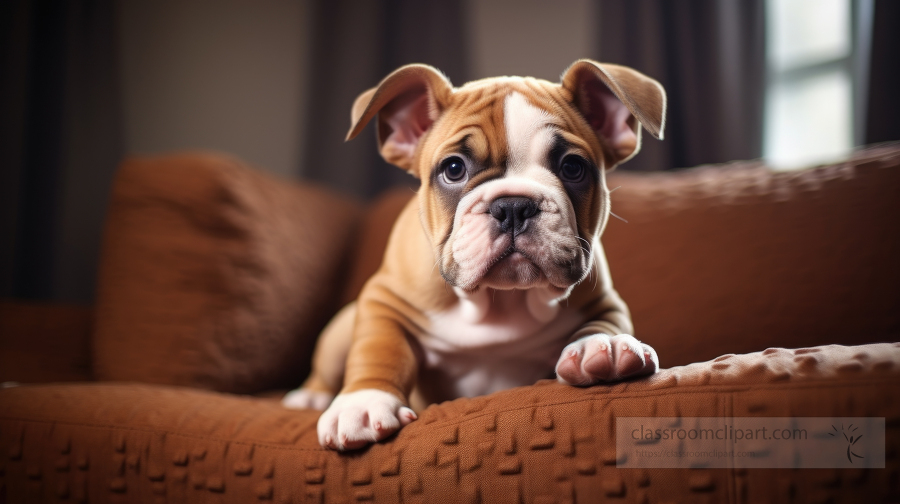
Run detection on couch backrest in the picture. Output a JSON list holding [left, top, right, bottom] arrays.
[[350, 144, 900, 368], [92, 145, 900, 394], [603, 144, 900, 366]]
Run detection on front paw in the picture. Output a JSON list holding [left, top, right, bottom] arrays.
[[555, 334, 658, 386], [317, 389, 417, 451]]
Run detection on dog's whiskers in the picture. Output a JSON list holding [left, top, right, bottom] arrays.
[[609, 210, 628, 223], [575, 236, 591, 255], [432, 250, 454, 275], [572, 235, 599, 290]]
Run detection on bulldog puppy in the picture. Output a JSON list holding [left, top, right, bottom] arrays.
[[283, 59, 666, 451]]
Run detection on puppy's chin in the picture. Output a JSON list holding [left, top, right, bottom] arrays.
[[480, 252, 546, 290], [447, 251, 583, 295]]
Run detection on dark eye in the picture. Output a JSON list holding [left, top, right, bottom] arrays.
[[441, 156, 468, 183], [559, 155, 587, 183]]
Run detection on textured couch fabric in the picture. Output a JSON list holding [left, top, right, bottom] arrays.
[[2, 145, 900, 503], [2, 345, 899, 502], [602, 151, 900, 366]]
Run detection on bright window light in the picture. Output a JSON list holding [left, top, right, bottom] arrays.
[[765, 62, 853, 168], [764, 0, 855, 170], [769, 0, 851, 69]]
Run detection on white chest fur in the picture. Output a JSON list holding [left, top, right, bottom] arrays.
[[420, 287, 582, 398]]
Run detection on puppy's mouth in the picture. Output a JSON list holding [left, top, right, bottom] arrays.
[[460, 243, 579, 294], [485, 246, 539, 279]]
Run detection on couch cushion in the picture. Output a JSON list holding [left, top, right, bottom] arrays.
[[93, 152, 360, 393], [2, 342, 898, 502], [603, 143, 900, 366]]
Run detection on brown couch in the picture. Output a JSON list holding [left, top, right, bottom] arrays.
[[2, 145, 899, 503]]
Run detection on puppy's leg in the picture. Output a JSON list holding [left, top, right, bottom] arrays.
[[282, 302, 356, 411], [317, 292, 419, 451], [556, 276, 659, 385]]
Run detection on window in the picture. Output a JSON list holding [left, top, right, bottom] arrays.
[[764, 0, 873, 169]]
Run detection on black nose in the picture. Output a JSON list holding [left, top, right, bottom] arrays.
[[489, 197, 540, 236]]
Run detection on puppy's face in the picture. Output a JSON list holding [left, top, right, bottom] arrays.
[[347, 60, 666, 297], [416, 82, 607, 295]]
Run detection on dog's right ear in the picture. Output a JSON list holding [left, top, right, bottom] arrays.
[[346, 64, 453, 176]]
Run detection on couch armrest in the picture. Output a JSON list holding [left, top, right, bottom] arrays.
[[0, 301, 93, 383], [2, 342, 898, 502]]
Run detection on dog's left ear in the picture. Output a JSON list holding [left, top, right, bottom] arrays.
[[561, 59, 666, 167], [346, 64, 453, 175]]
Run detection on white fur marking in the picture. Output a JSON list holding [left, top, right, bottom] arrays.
[[504, 92, 554, 174], [422, 288, 581, 398]]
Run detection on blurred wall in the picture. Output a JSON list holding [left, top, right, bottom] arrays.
[[117, 0, 593, 180], [466, 0, 595, 81], [0, 0, 596, 303], [4, 0, 893, 304], [117, 0, 312, 178]]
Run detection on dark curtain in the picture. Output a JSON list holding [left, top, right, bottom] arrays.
[[866, 0, 900, 144], [597, 0, 766, 171], [0, 0, 122, 302], [300, 0, 469, 200]]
